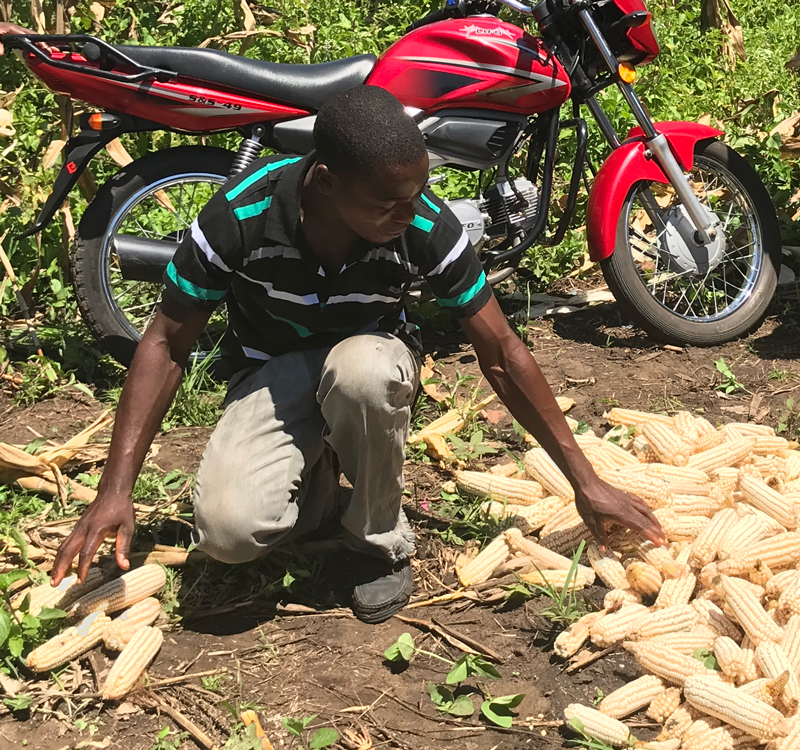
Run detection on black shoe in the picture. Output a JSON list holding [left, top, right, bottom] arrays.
[[351, 557, 413, 624]]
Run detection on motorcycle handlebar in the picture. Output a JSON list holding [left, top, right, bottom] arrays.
[[407, 6, 454, 31]]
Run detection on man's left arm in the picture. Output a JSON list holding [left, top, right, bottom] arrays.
[[460, 294, 666, 548]]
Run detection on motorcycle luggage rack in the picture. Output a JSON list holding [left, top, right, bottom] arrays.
[[3, 34, 177, 84]]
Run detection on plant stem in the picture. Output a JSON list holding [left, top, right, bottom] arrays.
[[2, 591, 23, 629], [415, 648, 453, 665]]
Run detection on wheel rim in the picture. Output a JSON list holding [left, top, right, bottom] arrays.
[[100, 172, 228, 358], [623, 153, 763, 323]]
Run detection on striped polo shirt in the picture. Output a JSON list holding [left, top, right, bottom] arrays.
[[164, 154, 492, 367]]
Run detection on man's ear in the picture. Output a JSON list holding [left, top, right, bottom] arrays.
[[314, 163, 338, 196]]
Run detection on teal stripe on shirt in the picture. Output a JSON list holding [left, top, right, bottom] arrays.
[[421, 193, 441, 214], [234, 196, 272, 220], [436, 271, 487, 308], [225, 157, 302, 201], [264, 306, 313, 338], [166, 261, 227, 301], [411, 214, 434, 233]]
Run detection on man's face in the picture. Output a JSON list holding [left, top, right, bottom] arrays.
[[323, 154, 430, 245]]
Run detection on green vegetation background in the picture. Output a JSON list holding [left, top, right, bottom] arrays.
[[0, 0, 799, 346]]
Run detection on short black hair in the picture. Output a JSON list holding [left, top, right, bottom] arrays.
[[314, 86, 427, 178]]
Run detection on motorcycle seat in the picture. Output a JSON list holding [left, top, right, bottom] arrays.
[[113, 45, 377, 112]]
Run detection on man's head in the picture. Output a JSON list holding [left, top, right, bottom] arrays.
[[312, 86, 429, 244]]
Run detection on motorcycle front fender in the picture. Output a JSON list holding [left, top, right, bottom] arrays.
[[586, 122, 724, 262]]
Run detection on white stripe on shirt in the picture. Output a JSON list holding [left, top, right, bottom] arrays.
[[428, 229, 469, 276], [326, 291, 401, 305], [236, 272, 319, 305], [245, 246, 302, 264], [362, 247, 419, 274], [192, 220, 232, 273]]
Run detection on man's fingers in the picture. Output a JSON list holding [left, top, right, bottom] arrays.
[[51, 530, 86, 586], [580, 506, 608, 548], [77, 530, 105, 584], [115, 521, 133, 571]]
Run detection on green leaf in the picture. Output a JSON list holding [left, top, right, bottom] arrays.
[[693, 648, 719, 671], [445, 655, 469, 685], [481, 699, 515, 728], [8, 528, 29, 564], [36, 607, 67, 622], [0, 610, 11, 648], [281, 718, 305, 738], [488, 693, 524, 708], [282, 571, 296, 590], [466, 654, 502, 681], [384, 632, 415, 662], [470, 430, 483, 446], [0, 570, 30, 591], [445, 694, 475, 717], [427, 682, 453, 707], [309, 727, 338, 749], [3, 694, 31, 712], [301, 715, 317, 729], [568, 717, 587, 736], [8, 630, 24, 658], [22, 437, 47, 455]]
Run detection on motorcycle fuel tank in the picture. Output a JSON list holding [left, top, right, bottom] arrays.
[[367, 18, 571, 115]]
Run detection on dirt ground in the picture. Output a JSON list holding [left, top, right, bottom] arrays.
[[2, 298, 800, 750]]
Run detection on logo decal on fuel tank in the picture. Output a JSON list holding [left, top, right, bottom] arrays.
[[462, 24, 516, 40]]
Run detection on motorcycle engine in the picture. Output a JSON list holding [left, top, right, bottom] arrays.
[[445, 179, 539, 252]]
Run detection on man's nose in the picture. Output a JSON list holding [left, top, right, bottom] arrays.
[[394, 200, 416, 226]]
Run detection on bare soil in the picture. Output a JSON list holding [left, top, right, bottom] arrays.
[[2, 300, 800, 750]]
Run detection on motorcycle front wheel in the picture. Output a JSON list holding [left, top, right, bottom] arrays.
[[72, 146, 235, 367], [600, 140, 781, 346]]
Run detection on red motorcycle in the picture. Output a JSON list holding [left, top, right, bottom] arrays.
[[5, 0, 781, 365]]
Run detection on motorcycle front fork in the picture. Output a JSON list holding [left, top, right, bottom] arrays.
[[578, 8, 718, 247]]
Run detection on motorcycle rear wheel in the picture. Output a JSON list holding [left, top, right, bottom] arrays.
[[72, 146, 235, 367], [600, 140, 781, 346]]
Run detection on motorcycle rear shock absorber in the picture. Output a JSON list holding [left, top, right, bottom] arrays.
[[230, 124, 266, 177]]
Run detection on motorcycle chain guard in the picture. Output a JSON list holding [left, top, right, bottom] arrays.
[[586, 121, 724, 262]]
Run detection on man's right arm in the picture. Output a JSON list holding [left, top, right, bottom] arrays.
[[51, 296, 211, 585]]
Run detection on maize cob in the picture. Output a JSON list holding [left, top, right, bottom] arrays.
[[518, 568, 591, 590], [786, 478, 800, 493], [744, 506, 787, 537], [553, 611, 605, 658], [625, 560, 663, 596], [601, 469, 674, 510], [539, 521, 592, 556], [728, 423, 776, 437], [715, 575, 784, 645], [523, 449, 574, 500], [587, 544, 628, 589], [673, 411, 700, 441], [633, 539, 685, 579], [693, 598, 743, 642], [767, 571, 800, 601], [752, 436, 795, 456], [592, 439, 640, 468], [605, 408, 673, 429], [681, 722, 723, 750], [654, 569, 698, 609], [739, 475, 799, 530], [738, 462, 763, 482], [623, 641, 717, 685], [630, 604, 699, 640], [766, 715, 800, 750], [503, 529, 594, 583], [739, 674, 788, 706], [689, 507, 741, 568], [598, 675, 665, 719], [455, 471, 544, 505], [778, 575, 800, 617], [748, 560, 773, 588], [784, 452, 800, 482], [738, 635, 760, 682], [646, 686, 682, 723], [603, 588, 644, 609], [640, 463, 710, 485], [654, 508, 710, 542], [642, 423, 691, 466], [670, 492, 727, 518], [590, 604, 649, 647], [687, 439, 755, 473], [633, 435, 659, 463], [755, 641, 800, 711], [683, 673, 789, 740], [68, 565, 167, 620], [720, 575, 766, 602], [692, 431, 727, 454], [718, 532, 800, 576], [488, 461, 521, 477], [584, 444, 626, 475], [481, 496, 569, 532], [26, 611, 111, 671], [101, 625, 163, 700], [541, 502, 583, 536], [781, 615, 800, 674], [645, 628, 717, 655], [717, 514, 772, 562], [103, 597, 162, 651], [563, 704, 633, 747], [710, 468, 740, 498], [713, 636, 748, 681], [694, 416, 718, 436], [11, 568, 105, 617], [659, 705, 697, 740], [457, 534, 510, 586]]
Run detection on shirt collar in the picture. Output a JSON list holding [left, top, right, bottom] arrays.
[[262, 152, 315, 249]]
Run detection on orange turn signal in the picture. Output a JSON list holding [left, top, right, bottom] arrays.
[[88, 113, 105, 131], [618, 62, 637, 84]]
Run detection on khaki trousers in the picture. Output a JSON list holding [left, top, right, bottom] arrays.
[[191, 333, 420, 564]]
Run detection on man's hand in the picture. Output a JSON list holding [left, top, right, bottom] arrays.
[[51, 493, 135, 586], [0, 23, 33, 56], [575, 477, 667, 550]]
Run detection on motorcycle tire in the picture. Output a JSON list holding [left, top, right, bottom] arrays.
[[72, 146, 236, 367], [600, 139, 781, 347]]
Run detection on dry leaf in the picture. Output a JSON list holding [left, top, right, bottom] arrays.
[[105, 138, 133, 167], [238, 0, 256, 31], [198, 28, 281, 49], [90, 1, 105, 25], [771, 113, 800, 139], [697, 113, 712, 127], [0, 109, 12, 128], [42, 139, 66, 170]]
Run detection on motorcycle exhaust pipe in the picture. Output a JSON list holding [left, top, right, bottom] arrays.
[[114, 235, 178, 283]]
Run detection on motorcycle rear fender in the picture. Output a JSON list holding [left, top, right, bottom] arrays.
[[586, 122, 724, 262]]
